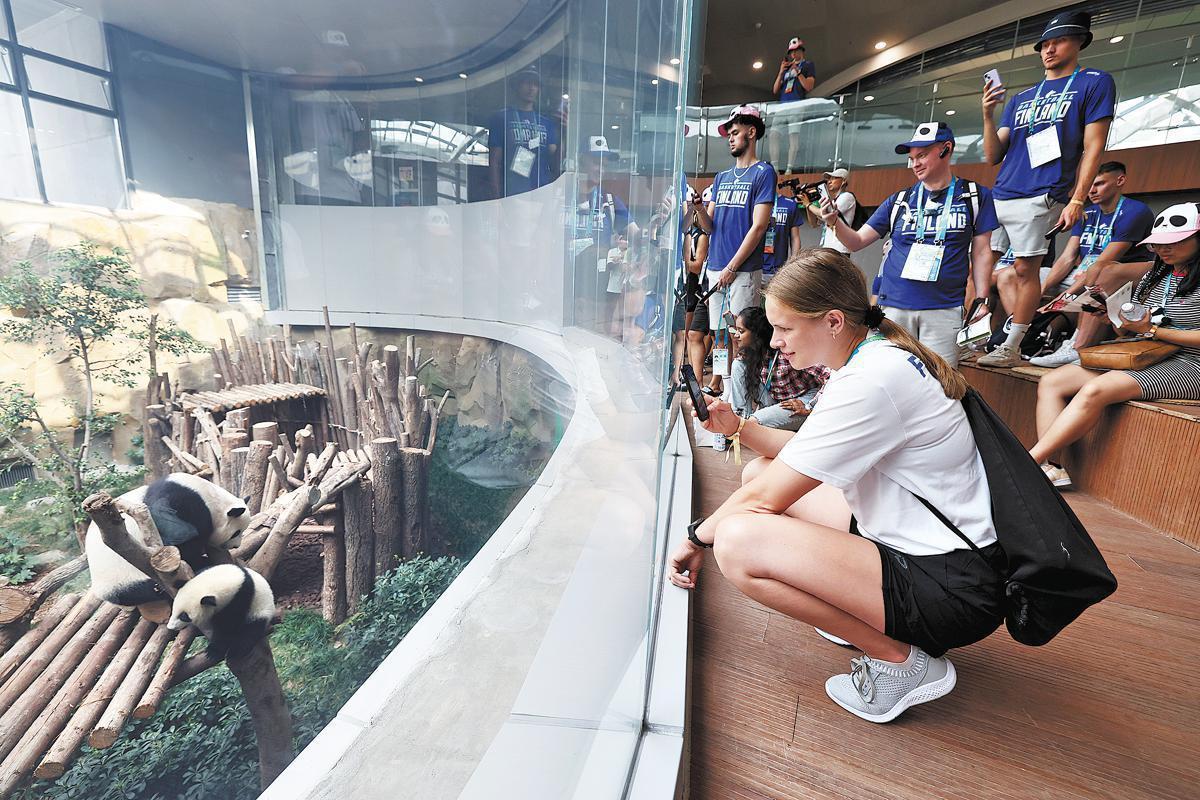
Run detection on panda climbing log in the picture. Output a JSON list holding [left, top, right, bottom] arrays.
[[167, 564, 276, 661]]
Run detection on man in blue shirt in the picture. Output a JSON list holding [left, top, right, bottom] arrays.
[[692, 105, 776, 367], [762, 182, 802, 285], [488, 66, 560, 198], [1030, 161, 1157, 366], [773, 38, 816, 174], [819, 123, 997, 367], [979, 11, 1115, 367]]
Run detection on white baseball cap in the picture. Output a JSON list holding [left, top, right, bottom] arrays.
[[1140, 203, 1200, 246], [824, 168, 850, 180]]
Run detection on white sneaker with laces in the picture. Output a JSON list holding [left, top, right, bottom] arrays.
[[1030, 339, 1079, 368], [825, 647, 956, 723], [977, 342, 1024, 368], [1041, 462, 1073, 488]]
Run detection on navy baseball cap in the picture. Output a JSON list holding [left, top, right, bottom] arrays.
[[1034, 11, 1093, 51], [894, 122, 955, 154]]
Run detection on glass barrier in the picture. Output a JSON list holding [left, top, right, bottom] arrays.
[[688, 3, 1200, 176]]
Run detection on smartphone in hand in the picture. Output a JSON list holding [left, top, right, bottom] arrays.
[[681, 364, 709, 421], [983, 69, 1002, 88]]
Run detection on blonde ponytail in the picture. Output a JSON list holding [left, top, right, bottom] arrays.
[[765, 248, 968, 400]]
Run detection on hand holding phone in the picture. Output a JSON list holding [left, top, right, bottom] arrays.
[[983, 69, 1002, 89], [1045, 221, 1065, 240]]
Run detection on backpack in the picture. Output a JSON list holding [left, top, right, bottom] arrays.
[[914, 389, 1117, 646], [845, 192, 870, 229], [887, 180, 981, 235], [984, 311, 1074, 357]]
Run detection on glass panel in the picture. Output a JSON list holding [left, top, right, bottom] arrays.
[[11, 0, 108, 69], [23, 54, 112, 108], [0, 89, 39, 200], [0, 44, 14, 85], [29, 98, 123, 206], [1110, 33, 1191, 150]]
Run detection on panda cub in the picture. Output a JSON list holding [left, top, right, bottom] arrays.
[[85, 473, 249, 607], [167, 564, 275, 661]]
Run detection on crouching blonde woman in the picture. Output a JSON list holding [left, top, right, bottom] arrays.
[[669, 248, 1005, 723]]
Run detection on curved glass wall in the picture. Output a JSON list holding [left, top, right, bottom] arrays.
[[688, 0, 1200, 175]]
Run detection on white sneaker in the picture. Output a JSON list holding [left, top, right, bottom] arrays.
[[825, 648, 957, 723], [1030, 339, 1079, 368], [1041, 462, 1073, 488], [977, 342, 1024, 368], [815, 627, 854, 647]]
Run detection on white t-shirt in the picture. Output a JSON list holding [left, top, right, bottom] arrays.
[[778, 339, 997, 556], [820, 191, 857, 254]]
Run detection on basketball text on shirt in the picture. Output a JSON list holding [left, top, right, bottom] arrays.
[[1011, 90, 1078, 130]]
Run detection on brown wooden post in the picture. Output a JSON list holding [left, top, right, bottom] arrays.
[[144, 405, 169, 481], [342, 474, 374, 614], [400, 447, 431, 558], [370, 438, 403, 575], [322, 510, 347, 625], [242, 440, 273, 514]]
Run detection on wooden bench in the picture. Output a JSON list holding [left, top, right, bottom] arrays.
[[962, 362, 1200, 547]]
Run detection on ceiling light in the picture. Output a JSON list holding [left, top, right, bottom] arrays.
[[752, 60, 763, 70], [874, 41, 887, 50], [611, 124, 619, 130], [458, 73, 468, 79], [651, 79, 659, 85], [863, 95, 875, 102], [414, 76, 424, 83], [562, 93, 569, 99], [670, 57, 681, 65], [1110, 35, 1125, 44], [945, 109, 956, 116]]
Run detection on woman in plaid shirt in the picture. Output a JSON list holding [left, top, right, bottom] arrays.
[[729, 306, 830, 430]]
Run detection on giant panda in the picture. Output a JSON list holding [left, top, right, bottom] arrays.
[[166, 564, 275, 661], [85, 473, 250, 607]]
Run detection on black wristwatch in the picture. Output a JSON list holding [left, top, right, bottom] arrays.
[[687, 518, 712, 549]]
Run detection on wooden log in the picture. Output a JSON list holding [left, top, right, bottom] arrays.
[[289, 428, 313, 481], [246, 486, 320, 580], [264, 451, 287, 507], [370, 438, 403, 576], [193, 410, 223, 467], [296, 524, 335, 535], [400, 448, 431, 558], [0, 603, 121, 760], [161, 434, 207, 473], [221, 432, 250, 492], [0, 610, 140, 790], [242, 440, 273, 515], [227, 641, 295, 787], [88, 624, 174, 749], [149, 546, 196, 593], [0, 593, 80, 685], [115, 499, 164, 549], [226, 407, 252, 433], [0, 555, 86, 627], [34, 617, 158, 780], [252, 421, 279, 443], [403, 375, 421, 438], [134, 627, 196, 719], [145, 411, 169, 481], [308, 442, 339, 484], [343, 474, 374, 615], [322, 515, 346, 625], [0, 593, 102, 713]]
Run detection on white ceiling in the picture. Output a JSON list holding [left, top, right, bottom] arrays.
[[71, 0, 541, 76]]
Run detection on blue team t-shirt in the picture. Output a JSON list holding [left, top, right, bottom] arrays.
[[487, 107, 560, 195], [867, 180, 999, 310], [779, 60, 815, 103], [994, 68, 1116, 204], [1070, 197, 1155, 265], [762, 195, 800, 274], [708, 161, 777, 273], [573, 186, 631, 251]]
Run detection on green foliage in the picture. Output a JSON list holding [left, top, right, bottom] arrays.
[[16, 556, 465, 800], [0, 530, 36, 584]]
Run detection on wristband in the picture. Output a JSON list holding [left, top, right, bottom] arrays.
[[1069, 198, 1085, 207], [687, 518, 712, 548]]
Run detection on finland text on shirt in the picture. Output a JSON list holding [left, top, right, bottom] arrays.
[[993, 69, 1116, 204], [762, 195, 798, 273], [708, 162, 778, 273], [1072, 197, 1155, 266], [487, 109, 559, 193], [867, 182, 998, 310]]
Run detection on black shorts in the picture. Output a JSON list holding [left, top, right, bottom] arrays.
[[876, 540, 1006, 658], [672, 297, 710, 333]]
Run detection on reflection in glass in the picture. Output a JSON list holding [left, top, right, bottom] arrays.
[[0, 45, 14, 84], [0, 90, 39, 200], [29, 99, 124, 207], [23, 55, 112, 109], [11, 0, 109, 69]]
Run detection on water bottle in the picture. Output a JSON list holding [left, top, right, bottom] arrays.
[[1119, 302, 1148, 323], [712, 432, 727, 452]]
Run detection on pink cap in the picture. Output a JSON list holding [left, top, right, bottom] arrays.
[[1140, 203, 1200, 246], [717, 105, 765, 137]]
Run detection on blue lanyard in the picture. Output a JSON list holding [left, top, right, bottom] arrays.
[[763, 351, 780, 397], [717, 290, 729, 347], [914, 177, 958, 245], [847, 333, 886, 365], [1163, 271, 1176, 306], [1085, 197, 1124, 256], [1029, 67, 1081, 133]]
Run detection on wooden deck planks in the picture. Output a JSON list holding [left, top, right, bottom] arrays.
[[686, 439, 1200, 800]]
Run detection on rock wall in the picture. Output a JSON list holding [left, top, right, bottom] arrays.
[[0, 192, 268, 461]]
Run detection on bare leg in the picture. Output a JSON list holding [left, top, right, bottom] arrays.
[[671, 330, 686, 384], [686, 330, 706, 386], [1010, 255, 1043, 326], [996, 268, 1020, 320], [1030, 369, 1142, 463]]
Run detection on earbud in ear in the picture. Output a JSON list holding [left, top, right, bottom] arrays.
[[939, 144, 952, 159]]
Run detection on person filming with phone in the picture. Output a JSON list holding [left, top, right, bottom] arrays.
[[670, 249, 1005, 723], [817, 123, 997, 367], [978, 11, 1116, 369]]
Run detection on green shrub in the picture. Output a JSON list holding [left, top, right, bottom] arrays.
[[16, 556, 464, 800]]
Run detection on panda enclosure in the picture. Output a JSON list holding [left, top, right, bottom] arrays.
[[0, 318, 448, 796]]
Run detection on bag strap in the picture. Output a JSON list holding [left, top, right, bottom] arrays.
[[887, 189, 907, 233], [963, 181, 980, 231], [910, 493, 984, 557]]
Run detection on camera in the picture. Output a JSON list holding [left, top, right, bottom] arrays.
[[778, 178, 825, 204]]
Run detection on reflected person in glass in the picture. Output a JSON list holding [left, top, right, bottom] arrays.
[[487, 66, 560, 199]]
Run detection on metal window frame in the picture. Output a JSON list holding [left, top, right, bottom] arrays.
[[0, 0, 128, 207]]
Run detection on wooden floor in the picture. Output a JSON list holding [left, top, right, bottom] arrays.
[[686, 440, 1200, 800]]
